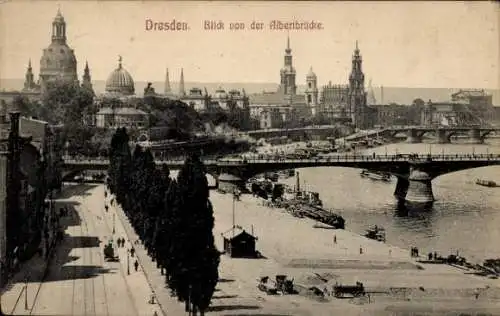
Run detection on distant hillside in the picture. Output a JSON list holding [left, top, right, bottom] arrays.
[[1, 78, 499, 105]]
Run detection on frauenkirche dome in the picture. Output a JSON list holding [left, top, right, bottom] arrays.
[[105, 56, 135, 95], [39, 9, 78, 86]]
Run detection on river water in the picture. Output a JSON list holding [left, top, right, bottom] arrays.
[[281, 139, 500, 264]]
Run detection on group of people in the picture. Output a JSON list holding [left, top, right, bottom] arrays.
[[116, 237, 127, 248]]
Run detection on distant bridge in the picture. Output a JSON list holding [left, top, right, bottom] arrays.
[[62, 154, 500, 205], [346, 126, 500, 144]]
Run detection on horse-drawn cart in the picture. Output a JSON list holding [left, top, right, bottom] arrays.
[[333, 282, 366, 298]]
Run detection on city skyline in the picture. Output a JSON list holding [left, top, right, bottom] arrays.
[[0, 1, 498, 89]]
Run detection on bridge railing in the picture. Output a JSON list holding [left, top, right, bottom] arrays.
[[62, 153, 500, 165]]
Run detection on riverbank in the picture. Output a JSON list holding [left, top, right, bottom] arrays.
[[210, 190, 500, 315]]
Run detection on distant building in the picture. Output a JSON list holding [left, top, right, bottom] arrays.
[[372, 104, 412, 126], [39, 9, 79, 92], [421, 100, 472, 126], [93, 56, 149, 129], [1, 10, 92, 105], [318, 82, 349, 121], [248, 36, 310, 129]]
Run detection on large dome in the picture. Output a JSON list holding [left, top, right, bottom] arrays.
[[105, 57, 135, 95]]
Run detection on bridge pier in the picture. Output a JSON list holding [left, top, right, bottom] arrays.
[[406, 129, 423, 143], [394, 164, 434, 206], [469, 128, 484, 144], [436, 129, 451, 144]]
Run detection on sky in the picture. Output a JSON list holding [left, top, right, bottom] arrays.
[[0, 1, 498, 89]]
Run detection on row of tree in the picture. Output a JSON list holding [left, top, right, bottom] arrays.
[[108, 127, 220, 315]]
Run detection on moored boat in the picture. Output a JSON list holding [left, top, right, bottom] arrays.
[[360, 169, 391, 182], [475, 179, 497, 187]]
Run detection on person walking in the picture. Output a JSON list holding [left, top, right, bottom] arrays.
[[134, 260, 139, 272], [130, 247, 135, 257]]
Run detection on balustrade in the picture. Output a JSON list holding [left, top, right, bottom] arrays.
[[62, 153, 500, 166]]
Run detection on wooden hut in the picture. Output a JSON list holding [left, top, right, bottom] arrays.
[[221, 226, 258, 258]]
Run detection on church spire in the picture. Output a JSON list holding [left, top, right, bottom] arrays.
[[164, 68, 171, 94], [23, 58, 36, 91], [82, 60, 93, 93], [285, 33, 291, 55], [51, 8, 66, 43], [179, 68, 185, 97]]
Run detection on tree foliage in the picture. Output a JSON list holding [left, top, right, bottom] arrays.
[[108, 128, 220, 315]]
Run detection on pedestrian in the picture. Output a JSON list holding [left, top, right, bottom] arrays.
[[359, 246, 363, 254], [333, 235, 337, 244], [131, 247, 135, 257], [134, 260, 139, 272], [105, 205, 109, 212], [474, 288, 479, 300]]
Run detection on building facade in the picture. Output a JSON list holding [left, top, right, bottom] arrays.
[[248, 36, 309, 129], [93, 57, 149, 129]]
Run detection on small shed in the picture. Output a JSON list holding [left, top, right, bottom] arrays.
[[218, 173, 244, 193], [221, 226, 258, 258]]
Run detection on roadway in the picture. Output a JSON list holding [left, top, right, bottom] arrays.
[[8, 184, 161, 316]]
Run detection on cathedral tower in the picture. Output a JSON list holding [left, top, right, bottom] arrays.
[[81, 61, 93, 93], [305, 67, 319, 116], [279, 35, 297, 95], [348, 41, 367, 128], [39, 9, 78, 90]]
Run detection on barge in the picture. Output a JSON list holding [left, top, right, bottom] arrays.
[[360, 169, 391, 182], [475, 179, 497, 187]]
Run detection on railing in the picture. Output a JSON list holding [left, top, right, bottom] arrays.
[[62, 153, 500, 166]]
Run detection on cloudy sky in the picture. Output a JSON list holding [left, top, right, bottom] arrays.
[[0, 1, 498, 89]]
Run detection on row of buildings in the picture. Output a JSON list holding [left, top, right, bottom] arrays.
[[1, 10, 497, 136], [1, 10, 374, 132], [0, 111, 63, 284]]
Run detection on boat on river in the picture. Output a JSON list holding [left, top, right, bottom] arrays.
[[360, 170, 391, 182], [475, 179, 498, 187]]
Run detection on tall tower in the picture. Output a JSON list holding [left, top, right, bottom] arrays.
[[39, 9, 78, 90], [23, 59, 37, 91], [305, 67, 319, 116], [179, 68, 186, 97], [348, 41, 367, 128], [164, 68, 171, 94], [279, 35, 297, 95], [81, 61, 93, 92]]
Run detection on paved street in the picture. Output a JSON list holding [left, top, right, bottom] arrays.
[[3, 184, 162, 316]]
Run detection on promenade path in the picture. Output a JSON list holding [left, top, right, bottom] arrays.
[[3, 183, 163, 316], [108, 188, 187, 316]]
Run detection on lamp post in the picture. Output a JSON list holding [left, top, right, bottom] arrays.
[[127, 249, 130, 275]]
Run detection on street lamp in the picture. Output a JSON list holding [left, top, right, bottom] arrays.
[[127, 249, 130, 275]]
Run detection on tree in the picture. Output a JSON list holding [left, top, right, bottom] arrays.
[[175, 154, 220, 315]]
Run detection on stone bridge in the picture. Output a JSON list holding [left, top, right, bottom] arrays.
[[347, 126, 500, 144], [62, 154, 500, 206]]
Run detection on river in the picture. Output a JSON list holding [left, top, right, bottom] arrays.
[[280, 139, 500, 264]]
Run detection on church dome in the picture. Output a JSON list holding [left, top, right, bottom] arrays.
[[39, 10, 78, 84], [105, 57, 135, 95]]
